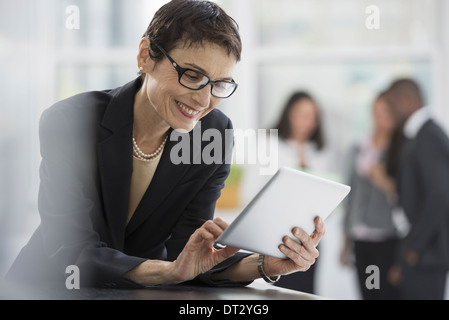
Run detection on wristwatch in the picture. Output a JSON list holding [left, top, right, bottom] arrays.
[[257, 255, 281, 284]]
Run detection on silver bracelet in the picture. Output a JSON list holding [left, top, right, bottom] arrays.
[[257, 254, 281, 284]]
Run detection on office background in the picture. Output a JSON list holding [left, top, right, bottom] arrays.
[[1, 0, 448, 299]]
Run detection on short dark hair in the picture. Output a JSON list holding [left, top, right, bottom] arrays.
[[274, 91, 325, 150], [387, 78, 424, 107], [143, 0, 242, 63]]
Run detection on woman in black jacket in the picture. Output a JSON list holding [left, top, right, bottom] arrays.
[[6, 0, 325, 290]]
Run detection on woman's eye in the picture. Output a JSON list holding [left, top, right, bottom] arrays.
[[184, 71, 202, 82], [215, 82, 227, 90]]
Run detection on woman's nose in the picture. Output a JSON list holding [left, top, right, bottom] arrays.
[[192, 85, 213, 109]]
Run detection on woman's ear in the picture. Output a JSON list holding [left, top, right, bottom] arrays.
[[137, 37, 154, 73]]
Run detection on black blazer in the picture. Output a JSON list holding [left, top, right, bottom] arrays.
[[396, 120, 449, 271], [6, 78, 250, 289]]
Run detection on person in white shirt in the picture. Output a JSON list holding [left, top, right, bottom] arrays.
[[271, 91, 332, 294]]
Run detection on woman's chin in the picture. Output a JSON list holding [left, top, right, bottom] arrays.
[[171, 120, 199, 134]]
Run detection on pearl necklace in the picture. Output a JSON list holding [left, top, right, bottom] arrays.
[[133, 135, 168, 162]]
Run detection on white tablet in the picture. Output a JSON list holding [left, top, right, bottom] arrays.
[[216, 167, 351, 259]]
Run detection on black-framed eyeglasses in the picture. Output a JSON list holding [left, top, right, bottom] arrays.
[[152, 43, 238, 99]]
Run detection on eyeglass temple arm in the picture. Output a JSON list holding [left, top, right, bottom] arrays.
[[152, 43, 183, 71]]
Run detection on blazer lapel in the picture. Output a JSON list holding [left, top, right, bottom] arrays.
[[97, 79, 140, 251]]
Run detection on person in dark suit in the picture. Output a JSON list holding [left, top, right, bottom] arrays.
[[5, 0, 325, 292], [385, 79, 449, 300]]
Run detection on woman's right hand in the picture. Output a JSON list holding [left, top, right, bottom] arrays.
[[125, 218, 239, 286], [168, 217, 240, 284]]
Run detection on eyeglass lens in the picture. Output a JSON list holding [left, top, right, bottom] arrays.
[[180, 69, 236, 98]]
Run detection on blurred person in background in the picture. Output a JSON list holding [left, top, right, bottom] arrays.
[[4, 0, 325, 293], [385, 79, 449, 300], [270, 91, 333, 294], [273, 92, 329, 173], [340, 92, 401, 300]]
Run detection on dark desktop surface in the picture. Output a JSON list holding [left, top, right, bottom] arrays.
[[0, 279, 325, 300]]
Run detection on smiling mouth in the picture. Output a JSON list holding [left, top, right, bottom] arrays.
[[176, 101, 201, 117]]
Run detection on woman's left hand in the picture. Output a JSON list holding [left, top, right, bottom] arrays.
[[263, 217, 325, 277]]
